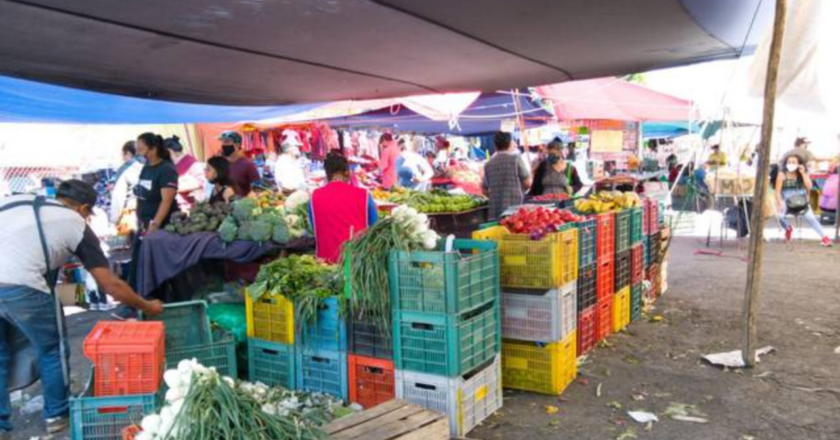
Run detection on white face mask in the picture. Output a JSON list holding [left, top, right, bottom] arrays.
[[786, 164, 798, 172]]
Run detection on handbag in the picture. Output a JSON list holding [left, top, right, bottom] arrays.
[[785, 193, 809, 214]]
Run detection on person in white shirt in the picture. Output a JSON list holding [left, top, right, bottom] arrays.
[[109, 141, 143, 225], [273, 140, 308, 194], [397, 138, 435, 191]]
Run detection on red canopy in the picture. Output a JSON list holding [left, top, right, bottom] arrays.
[[536, 78, 692, 121]]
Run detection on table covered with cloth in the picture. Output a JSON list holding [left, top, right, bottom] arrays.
[[136, 231, 314, 296]]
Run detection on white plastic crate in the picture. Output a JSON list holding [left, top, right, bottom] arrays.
[[395, 355, 502, 438], [501, 282, 576, 342]]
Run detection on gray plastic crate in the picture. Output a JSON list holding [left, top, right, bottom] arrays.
[[501, 282, 576, 342]]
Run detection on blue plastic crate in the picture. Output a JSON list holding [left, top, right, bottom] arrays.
[[295, 348, 349, 401], [576, 218, 597, 268], [296, 296, 347, 353], [249, 338, 295, 388], [70, 368, 160, 440], [141, 300, 212, 350], [166, 329, 238, 378]]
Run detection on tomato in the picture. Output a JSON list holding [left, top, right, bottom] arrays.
[[513, 220, 524, 231]]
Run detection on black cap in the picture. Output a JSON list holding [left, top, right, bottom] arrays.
[[218, 131, 242, 144], [56, 179, 97, 207]]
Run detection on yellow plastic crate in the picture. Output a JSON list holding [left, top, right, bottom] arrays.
[[474, 226, 578, 289], [501, 331, 577, 395], [612, 287, 631, 333], [245, 289, 295, 344]]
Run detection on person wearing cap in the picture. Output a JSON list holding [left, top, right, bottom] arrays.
[[705, 144, 728, 168], [378, 133, 400, 190], [166, 135, 206, 210], [782, 137, 817, 170], [219, 131, 260, 197], [0, 180, 163, 438], [273, 139, 308, 194]]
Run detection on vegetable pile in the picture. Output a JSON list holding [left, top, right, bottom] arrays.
[[500, 207, 585, 239], [134, 359, 344, 440], [375, 188, 486, 213], [342, 205, 439, 326], [217, 195, 306, 244], [574, 191, 642, 214], [164, 202, 232, 235]]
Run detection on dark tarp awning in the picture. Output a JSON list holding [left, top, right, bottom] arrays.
[[0, 0, 774, 106]]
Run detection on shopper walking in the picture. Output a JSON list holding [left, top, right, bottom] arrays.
[[483, 131, 532, 220]]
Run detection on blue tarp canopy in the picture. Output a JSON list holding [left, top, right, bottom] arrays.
[[642, 121, 702, 139], [0, 76, 323, 124], [321, 93, 553, 136]]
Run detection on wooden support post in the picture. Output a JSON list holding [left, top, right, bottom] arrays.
[[742, 0, 788, 368]]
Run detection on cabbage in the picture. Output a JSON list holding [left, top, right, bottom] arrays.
[[250, 220, 273, 243], [218, 217, 238, 243], [232, 198, 259, 222], [236, 222, 252, 241], [272, 220, 290, 244]]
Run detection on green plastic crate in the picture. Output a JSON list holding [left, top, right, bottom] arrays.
[[166, 329, 238, 378], [393, 301, 500, 377], [70, 368, 160, 440], [141, 300, 212, 350], [629, 207, 644, 245], [248, 338, 295, 388], [389, 239, 499, 315], [615, 210, 632, 253], [630, 283, 643, 321]]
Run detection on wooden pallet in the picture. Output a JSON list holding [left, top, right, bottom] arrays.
[[324, 399, 449, 440]]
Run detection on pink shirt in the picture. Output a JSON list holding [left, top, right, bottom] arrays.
[[379, 141, 400, 189]]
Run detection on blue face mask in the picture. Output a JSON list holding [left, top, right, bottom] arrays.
[[547, 154, 561, 165]]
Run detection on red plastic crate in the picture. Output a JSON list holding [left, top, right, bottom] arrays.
[[630, 244, 644, 285], [641, 200, 650, 236], [593, 212, 615, 264], [348, 354, 395, 409], [595, 297, 613, 342], [577, 306, 597, 356], [83, 322, 165, 397], [648, 199, 660, 235], [595, 258, 614, 302]]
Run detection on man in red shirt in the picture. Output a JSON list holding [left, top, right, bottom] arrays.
[[219, 131, 260, 197], [308, 153, 379, 263]]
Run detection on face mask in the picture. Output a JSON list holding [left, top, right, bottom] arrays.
[[136, 155, 147, 164], [222, 144, 236, 157], [547, 154, 561, 165], [786, 164, 798, 172]]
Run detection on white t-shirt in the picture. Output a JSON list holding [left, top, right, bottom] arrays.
[[273, 154, 307, 192], [0, 195, 109, 293]]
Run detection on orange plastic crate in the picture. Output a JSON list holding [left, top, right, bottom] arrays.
[[595, 258, 614, 302], [348, 354, 395, 409], [593, 212, 615, 263], [595, 296, 613, 342], [83, 322, 165, 397], [577, 305, 597, 356]]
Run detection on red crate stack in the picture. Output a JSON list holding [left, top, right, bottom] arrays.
[[596, 258, 614, 302], [593, 212, 615, 263], [83, 321, 165, 397], [348, 354, 395, 409], [646, 263, 661, 301], [577, 305, 598, 356], [630, 244, 644, 285], [595, 296, 613, 342], [648, 199, 660, 235], [641, 200, 650, 236]]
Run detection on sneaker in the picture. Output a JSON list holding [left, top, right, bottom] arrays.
[[46, 416, 69, 434], [821, 236, 833, 247], [98, 302, 118, 311], [784, 225, 793, 242]]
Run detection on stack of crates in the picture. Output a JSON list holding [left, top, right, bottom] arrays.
[[245, 291, 296, 390], [576, 218, 597, 356], [391, 239, 502, 438], [625, 207, 645, 326], [347, 309, 395, 409], [593, 212, 615, 342], [295, 296, 348, 400], [73, 322, 165, 440]]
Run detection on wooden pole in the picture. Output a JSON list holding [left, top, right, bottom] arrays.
[[741, 0, 788, 367]]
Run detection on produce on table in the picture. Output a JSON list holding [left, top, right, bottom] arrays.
[[134, 359, 343, 440], [342, 205, 439, 327], [573, 191, 642, 214], [376, 188, 486, 213], [530, 193, 571, 202], [164, 202, 233, 235], [218, 197, 305, 244], [500, 207, 585, 239]]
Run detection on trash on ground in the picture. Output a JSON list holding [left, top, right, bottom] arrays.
[[627, 411, 659, 424], [20, 394, 44, 416], [616, 428, 638, 440], [663, 402, 708, 423], [607, 401, 623, 410], [834, 346, 840, 354], [545, 405, 560, 414], [596, 383, 603, 397], [671, 415, 709, 423], [702, 346, 775, 368]]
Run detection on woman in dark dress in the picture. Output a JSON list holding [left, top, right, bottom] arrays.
[[529, 140, 582, 197]]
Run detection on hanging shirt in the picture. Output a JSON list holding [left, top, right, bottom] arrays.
[[273, 154, 307, 192], [308, 181, 378, 264]]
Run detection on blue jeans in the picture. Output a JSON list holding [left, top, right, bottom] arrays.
[[778, 189, 827, 237], [0, 285, 70, 432]]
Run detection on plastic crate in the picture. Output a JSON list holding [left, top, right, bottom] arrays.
[[501, 331, 577, 395], [629, 206, 644, 245], [296, 296, 348, 353], [593, 212, 615, 263], [167, 330, 238, 378], [348, 354, 395, 409], [615, 210, 632, 253], [614, 250, 632, 292], [595, 296, 613, 342], [577, 306, 597, 356], [612, 288, 631, 333], [595, 258, 614, 302], [141, 300, 211, 351], [641, 199, 650, 236], [389, 239, 499, 315], [393, 301, 499, 377], [296, 348, 349, 401], [395, 356, 502, 438], [246, 290, 295, 345], [475, 226, 577, 289], [630, 283, 643, 322], [70, 368, 160, 440], [577, 263, 597, 310], [576, 218, 597, 267], [83, 322, 165, 397], [347, 311, 393, 360], [248, 338, 295, 388], [630, 244, 644, 285], [647, 232, 662, 267], [501, 281, 576, 342], [652, 200, 663, 233]]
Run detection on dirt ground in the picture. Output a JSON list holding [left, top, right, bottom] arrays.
[[11, 236, 840, 440]]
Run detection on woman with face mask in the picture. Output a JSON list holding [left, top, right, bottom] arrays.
[[528, 140, 582, 197], [135, 133, 179, 234], [775, 155, 831, 246]]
